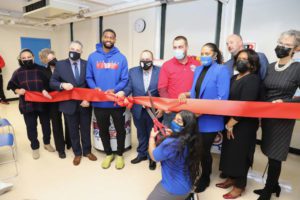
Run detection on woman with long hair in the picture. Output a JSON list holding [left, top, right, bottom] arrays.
[[147, 110, 202, 200], [178, 43, 231, 193]]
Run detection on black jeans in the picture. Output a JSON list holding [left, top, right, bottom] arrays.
[[94, 107, 126, 156], [49, 103, 70, 153], [0, 73, 6, 101], [23, 111, 51, 150], [200, 132, 218, 180]]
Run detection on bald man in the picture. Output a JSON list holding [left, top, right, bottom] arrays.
[[225, 34, 269, 80]]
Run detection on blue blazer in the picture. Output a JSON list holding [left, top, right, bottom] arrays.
[[190, 62, 230, 133], [124, 66, 160, 119], [50, 59, 89, 115]]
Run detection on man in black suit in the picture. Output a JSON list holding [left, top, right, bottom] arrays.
[[50, 41, 97, 166]]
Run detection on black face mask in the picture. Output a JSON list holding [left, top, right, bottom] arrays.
[[236, 60, 250, 74], [140, 61, 153, 70], [69, 51, 81, 61], [275, 45, 292, 58], [19, 59, 34, 69], [48, 58, 57, 68]]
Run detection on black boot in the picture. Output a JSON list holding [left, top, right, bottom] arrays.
[[257, 189, 272, 200], [254, 184, 281, 197], [254, 158, 282, 200]]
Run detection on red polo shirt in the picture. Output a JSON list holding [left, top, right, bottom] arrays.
[[158, 56, 200, 99]]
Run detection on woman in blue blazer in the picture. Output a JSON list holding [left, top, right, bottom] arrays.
[[178, 43, 231, 193]]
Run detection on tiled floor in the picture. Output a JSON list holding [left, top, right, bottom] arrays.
[[0, 101, 299, 200]]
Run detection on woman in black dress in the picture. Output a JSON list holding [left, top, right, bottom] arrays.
[[254, 30, 300, 200], [217, 49, 261, 199]]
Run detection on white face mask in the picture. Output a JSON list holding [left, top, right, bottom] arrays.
[[173, 49, 185, 60], [293, 51, 300, 62]]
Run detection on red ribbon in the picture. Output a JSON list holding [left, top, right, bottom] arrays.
[[25, 88, 300, 119]]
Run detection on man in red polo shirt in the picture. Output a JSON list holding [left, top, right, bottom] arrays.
[[158, 36, 200, 127]]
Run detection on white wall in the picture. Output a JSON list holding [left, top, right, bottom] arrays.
[[240, 0, 300, 63], [52, 24, 71, 60], [128, 7, 161, 67], [73, 18, 99, 60], [103, 12, 131, 65], [164, 0, 218, 59], [0, 25, 58, 99]]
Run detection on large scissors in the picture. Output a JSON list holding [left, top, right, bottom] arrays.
[[145, 91, 167, 145]]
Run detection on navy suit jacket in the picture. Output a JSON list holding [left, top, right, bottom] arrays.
[[190, 62, 231, 133], [50, 58, 89, 115], [124, 65, 160, 119]]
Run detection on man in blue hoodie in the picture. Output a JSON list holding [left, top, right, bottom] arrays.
[[86, 29, 129, 169]]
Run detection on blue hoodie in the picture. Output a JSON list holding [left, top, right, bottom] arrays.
[[86, 43, 129, 108]]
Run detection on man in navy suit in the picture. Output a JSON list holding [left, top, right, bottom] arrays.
[[225, 34, 269, 80], [116, 50, 163, 170], [50, 41, 97, 166]]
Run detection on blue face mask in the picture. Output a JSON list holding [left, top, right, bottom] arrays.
[[170, 121, 184, 133], [174, 49, 185, 60], [201, 56, 213, 67]]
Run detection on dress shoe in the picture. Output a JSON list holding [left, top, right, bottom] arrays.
[[222, 187, 244, 199], [84, 153, 97, 161], [149, 159, 156, 170], [44, 144, 55, 152], [131, 156, 147, 164], [32, 149, 40, 159], [73, 156, 82, 166], [223, 192, 242, 199], [115, 155, 125, 169], [216, 179, 234, 189], [102, 155, 114, 169], [0, 100, 9, 105], [58, 152, 66, 159]]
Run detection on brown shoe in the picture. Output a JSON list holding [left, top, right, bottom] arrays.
[[84, 153, 97, 161], [73, 156, 82, 166], [0, 100, 9, 105]]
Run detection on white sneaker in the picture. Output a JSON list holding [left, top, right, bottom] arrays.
[[0, 182, 13, 195], [32, 149, 40, 159], [44, 144, 55, 152]]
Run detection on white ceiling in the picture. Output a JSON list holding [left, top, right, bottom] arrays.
[[0, 0, 163, 28]]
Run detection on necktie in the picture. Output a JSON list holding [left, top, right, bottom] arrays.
[[73, 62, 80, 84]]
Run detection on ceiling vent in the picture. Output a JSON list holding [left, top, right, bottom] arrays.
[[23, 0, 85, 19]]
